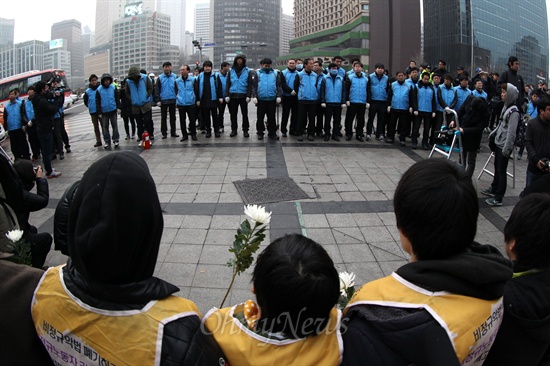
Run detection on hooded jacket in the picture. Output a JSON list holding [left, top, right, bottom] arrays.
[[490, 83, 520, 157], [342, 243, 512, 366], [457, 95, 490, 151], [126, 65, 153, 113], [31, 152, 227, 366], [484, 268, 550, 365], [226, 56, 253, 97], [95, 73, 119, 113]]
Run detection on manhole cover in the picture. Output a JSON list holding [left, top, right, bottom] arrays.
[[233, 177, 310, 204]]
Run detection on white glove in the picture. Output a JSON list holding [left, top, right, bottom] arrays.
[[196, 101, 201, 107], [225, 97, 230, 103], [413, 111, 419, 116], [431, 113, 436, 118], [387, 106, 391, 113], [444, 106, 451, 112], [27, 121, 33, 127], [219, 99, 224, 104], [341, 104, 347, 108], [252, 98, 258, 105], [291, 90, 297, 96], [321, 103, 327, 108], [276, 97, 281, 104], [366, 103, 370, 108], [346, 101, 351, 107], [409, 107, 413, 114], [246, 97, 250, 103]]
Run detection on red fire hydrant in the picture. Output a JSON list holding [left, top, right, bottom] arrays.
[[142, 131, 151, 150]]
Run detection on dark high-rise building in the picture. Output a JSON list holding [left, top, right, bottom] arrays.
[[424, 0, 548, 84], [51, 19, 85, 89], [213, 0, 281, 67]]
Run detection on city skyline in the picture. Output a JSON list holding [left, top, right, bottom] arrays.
[[3, 0, 295, 44]]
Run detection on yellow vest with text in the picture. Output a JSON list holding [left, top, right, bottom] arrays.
[[345, 273, 504, 366], [203, 304, 343, 366], [31, 266, 200, 366]]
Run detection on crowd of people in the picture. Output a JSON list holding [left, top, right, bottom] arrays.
[[1, 149, 549, 365]]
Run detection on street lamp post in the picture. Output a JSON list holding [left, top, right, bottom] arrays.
[[192, 39, 203, 66]]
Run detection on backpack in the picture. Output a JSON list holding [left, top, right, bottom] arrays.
[[515, 114, 527, 148]]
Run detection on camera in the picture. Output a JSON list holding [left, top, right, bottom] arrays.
[[542, 158, 550, 171]]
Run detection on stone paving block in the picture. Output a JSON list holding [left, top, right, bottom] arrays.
[[362, 191, 387, 201], [332, 227, 365, 244], [204, 229, 236, 245], [189, 287, 228, 315], [218, 193, 245, 203], [370, 242, 408, 261], [170, 193, 197, 203], [306, 228, 336, 245], [192, 264, 232, 289], [163, 215, 185, 228], [339, 243, 376, 263], [317, 193, 342, 202], [157, 244, 170, 262], [157, 262, 196, 287], [193, 192, 220, 203], [378, 261, 409, 277], [321, 244, 344, 264], [303, 214, 329, 228], [210, 215, 243, 229], [345, 262, 385, 285], [203, 175, 226, 184], [161, 228, 178, 244], [360, 226, 395, 243], [173, 228, 208, 244], [181, 215, 213, 229], [326, 213, 356, 227], [199, 245, 233, 265], [165, 244, 203, 264], [352, 213, 384, 227], [157, 184, 179, 193], [157, 193, 174, 203], [377, 212, 397, 226], [340, 192, 366, 201]]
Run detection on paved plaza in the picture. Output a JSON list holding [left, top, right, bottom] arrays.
[[22, 101, 524, 314]]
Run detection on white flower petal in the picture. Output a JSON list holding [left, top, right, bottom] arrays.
[[5, 230, 24, 243], [244, 204, 272, 224]]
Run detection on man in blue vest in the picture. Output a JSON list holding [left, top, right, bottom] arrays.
[[344, 61, 369, 142], [320, 62, 346, 141], [195, 61, 223, 138], [367, 63, 389, 141], [293, 58, 322, 141], [175, 64, 198, 141], [23, 86, 41, 161], [412, 72, 436, 150], [83, 74, 102, 147], [95, 73, 121, 150], [216, 62, 230, 133], [225, 55, 253, 137], [4, 89, 30, 160], [280, 58, 299, 137], [252, 58, 282, 140], [154, 62, 179, 139], [126, 65, 154, 145], [454, 75, 472, 111], [386, 71, 414, 145]]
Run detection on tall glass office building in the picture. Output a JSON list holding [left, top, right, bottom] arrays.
[[424, 0, 548, 84], [213, 0, 281, 67]]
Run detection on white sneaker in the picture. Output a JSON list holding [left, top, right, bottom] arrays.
[[138, 141, 143, 146], [366, 134, 371, 141], [47, 170, 62, 179]]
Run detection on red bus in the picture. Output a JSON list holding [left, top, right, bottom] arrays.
[[0, 69, 71, 126]]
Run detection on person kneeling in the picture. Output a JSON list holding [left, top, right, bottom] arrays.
[[203, 234, 342, 365], [342, 159, 512, 366]]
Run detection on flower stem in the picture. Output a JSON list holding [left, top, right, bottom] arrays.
[[220, 266, 239, 308]]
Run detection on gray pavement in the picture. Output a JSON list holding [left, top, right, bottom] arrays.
[[19, 100, 524, 315]]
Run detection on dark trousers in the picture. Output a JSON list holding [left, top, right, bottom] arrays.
[[297, 103, 317, 136], [431, 111, 444, 145], [324, 104, 342, 136], [90, 113, 102, 143], [344, 103, 366, 137], [367, 101, 387, 136], [101, 111, 120, 145], [217, 101, 227, 130], [27, 229, 52, 268], [201, 107, 218, 133], [256, 100, 277, 136], [461, 150, 478, 177], [413, 112, 433, 144], [52, 118, 64, 155], [490, 147, 510, 201], [160, 103, 177, 136], [122, 114, 136, 137], [26, 125, 41, 159], [315, 103, 324, 134], [281, 95, 298, 134], [178, 105, 197, 136], [229, 98, 250, 132], [135, 109, 153, 139], [387, 109, 408, 141], [8, 129, 30, 160], [37, 132, 53, 175]]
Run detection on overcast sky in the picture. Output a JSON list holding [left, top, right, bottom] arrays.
[[3, 0, 294, 43]]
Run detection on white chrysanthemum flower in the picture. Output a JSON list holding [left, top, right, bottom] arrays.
[[244, 204, 272, 224], [339, 272, 356, 296], [5, 230, 24, 243]]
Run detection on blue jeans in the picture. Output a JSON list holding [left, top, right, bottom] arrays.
[[490, 147, 510, 201], [526, 170, 540, 189], [101, 111, 120, 145], [38, 132, 53, 175]]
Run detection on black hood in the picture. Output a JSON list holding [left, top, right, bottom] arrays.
[[100, 73, 113, 86], [68, 152, 163, 285], [396, 242, 513, 300], [232, 55, 247, 70]]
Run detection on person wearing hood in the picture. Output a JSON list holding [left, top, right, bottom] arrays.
[[342, 158, 513, 366], [280, 58, 299, 137], [31, 152, 227, 365], [126, 65, 154, 145], [481, 83, 520, 206], [95, 73, 121, 150], [252, 58, 282, 140], [194, 60, 223, 138], [498, 56, 525, 110], [225, 55, 254, 137], [154, 62, 179, 139], [484, 193, 550, 365], [84, 74, 103, 147], [411, 72, 436, 150]]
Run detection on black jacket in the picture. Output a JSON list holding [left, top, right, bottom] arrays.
[[31, 93, 58, 134], [525, 116, 550, 176], [498, 68, 525, 110], [17, 178, 49, 233], [53, 180, 79, 255], [341, 243, 512, 366], [457, 95, 490, 151], [484, 269, 550, 365]]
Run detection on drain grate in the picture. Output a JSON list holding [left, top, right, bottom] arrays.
[[233, 177, 310, 204]]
